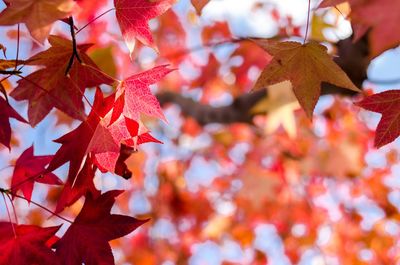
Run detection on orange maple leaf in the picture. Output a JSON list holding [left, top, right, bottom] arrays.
[[0, 0, 76, 43], [253, 40, 360, 118]]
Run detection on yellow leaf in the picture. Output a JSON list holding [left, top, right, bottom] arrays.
[[89, 46, 117, 80], [252, 81, 300, 138], [311, 13, 334, 41]]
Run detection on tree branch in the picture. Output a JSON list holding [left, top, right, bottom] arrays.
[[158, 36, 370, 125], [65, 16, 82, 75]]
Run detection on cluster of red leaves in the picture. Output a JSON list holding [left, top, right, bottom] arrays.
[[0, 0, 175, 264], [0, 0, 399, 264]]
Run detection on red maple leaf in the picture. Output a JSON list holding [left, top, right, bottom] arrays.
[[0, 222, 60, 265], [76, 0, 108, 21], [47, 85, 162, 183], [114, 0, 175, 54], [356, 90, 400, 148], [11, 146, 62, 201], [93, 116, 161, 173], [55, 156, 100, 213], [55, 190, 147, 264], [111, 65, 173, 124], [0, 97, 27, 149], [319, 0, 400, 57], [46, 88, 116, 181], [10, 35, 114, 126]]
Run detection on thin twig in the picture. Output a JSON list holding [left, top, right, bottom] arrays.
[[0, 70, 22, 75], [163, 37, 248, 59], [76, 8, 116, 35], [6, 193, 18, 225], [1, 189, 73, 224], [8, 172, 44, 193], [163, 35, 285, 59]]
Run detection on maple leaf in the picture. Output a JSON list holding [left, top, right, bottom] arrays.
[[0, 0, 76, 43], [155, 10, 187, 64], [252, 81, 300, 138], [190, 53, 226, 101], [76, 0, 108, 21], [11, 145, 62, 201], [0, 97, 26, 149], [94, 116, 162, 174], [46, 88, 116, 181], [111, 65, 173, 123], [236, 160, 282, 210], [356, 90, 400, 148], [0, 222, 60, 265], [230, 40, 271, 90], [55, 190, 148, 265], [89, 46, 117, 78], [253, 40, 360, 118], [10, 35, 114, 126], [319, 0, 400, 57], [114, 0, 175, 54], [191, 0, 210, 15], [55, 156, 100, 213], [311, 12, 334, 42], [48, 87, 161, 182]]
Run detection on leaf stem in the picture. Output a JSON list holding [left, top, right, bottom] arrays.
[[303, 0, 311, 44], [0, 188, 73, 224], [6, 193, 18, 225], [76, 8, 116, 35], [68, 76, 94, 110], [1, 192, 16, 238], [81, 63, 121, 83], [8, 172, 44, 193], [14, 23, 20, 70], [16, 193, 73, 224]]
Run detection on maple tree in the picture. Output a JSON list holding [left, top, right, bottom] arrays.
[[0, 0, 399, 264]]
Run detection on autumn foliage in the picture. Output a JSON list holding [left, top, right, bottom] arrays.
[[0, 0, 399, 264]]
